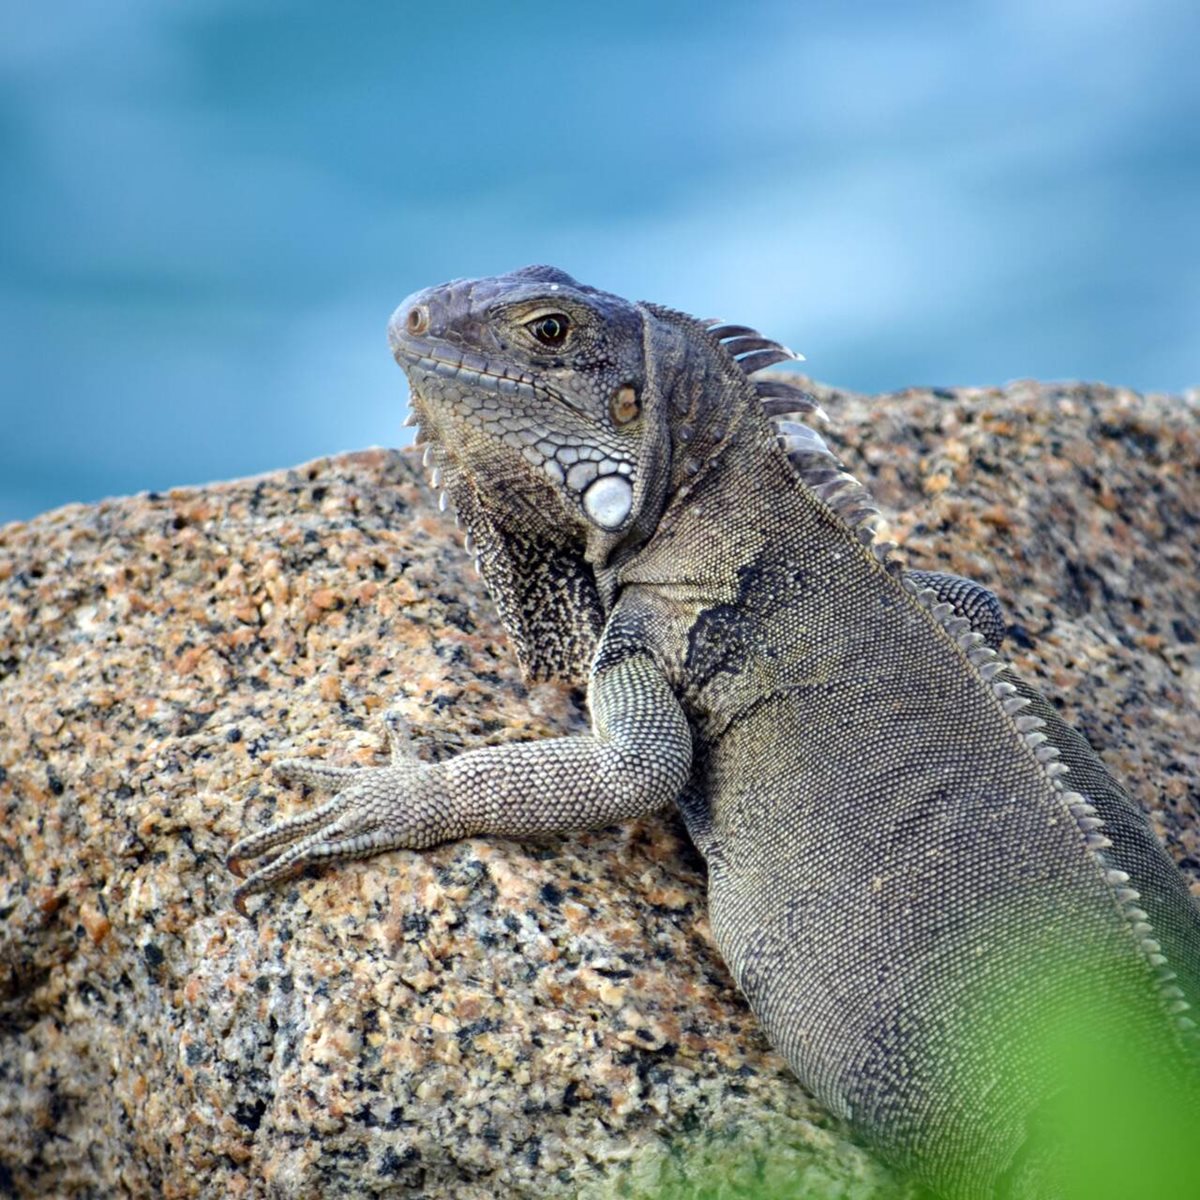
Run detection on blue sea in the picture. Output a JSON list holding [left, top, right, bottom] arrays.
[[2, 0, 1198, 525]]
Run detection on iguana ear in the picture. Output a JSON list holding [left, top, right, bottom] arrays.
[[445, 462, 606, 685]]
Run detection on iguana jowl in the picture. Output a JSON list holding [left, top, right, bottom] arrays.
[[227, 267, 1200, 1196]]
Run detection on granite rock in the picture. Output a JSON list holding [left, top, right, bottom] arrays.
[[1, 381, 1197, 1199]]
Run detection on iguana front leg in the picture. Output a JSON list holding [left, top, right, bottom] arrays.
[[227, 652, 692, 915]]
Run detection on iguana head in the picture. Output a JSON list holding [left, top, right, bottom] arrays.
[[388, 265, 812, 681], [389, 265, 665, 552]]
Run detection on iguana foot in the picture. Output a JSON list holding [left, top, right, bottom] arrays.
[[227, 711, 444, 916]]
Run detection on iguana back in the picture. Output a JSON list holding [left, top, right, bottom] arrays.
[[618, 422, 1200, 1191]]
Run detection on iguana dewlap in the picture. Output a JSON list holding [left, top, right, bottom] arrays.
[[227, 267, 1200, 1197]]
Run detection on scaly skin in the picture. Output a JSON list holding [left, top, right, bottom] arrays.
[[227, 267, 1200, 1197]]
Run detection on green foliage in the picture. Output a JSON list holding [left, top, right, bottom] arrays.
[[1025, 995, 1198, 1200]]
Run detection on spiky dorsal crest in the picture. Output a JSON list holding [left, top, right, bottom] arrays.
[[704, 320, 826, 419], [900, 572, 1198, 1044], [704, 315, 896, 566]]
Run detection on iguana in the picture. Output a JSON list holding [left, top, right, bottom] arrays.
[[227, 266, 1200, 1197]]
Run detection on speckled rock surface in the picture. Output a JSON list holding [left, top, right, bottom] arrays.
[[1, 382, 1197, 1199]]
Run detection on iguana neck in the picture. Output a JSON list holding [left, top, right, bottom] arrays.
[[597, 316, 761, 595]]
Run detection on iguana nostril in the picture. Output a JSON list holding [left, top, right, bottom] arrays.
[[406, 305, 430, 336]]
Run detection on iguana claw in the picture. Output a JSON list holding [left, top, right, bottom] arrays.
[[227, 709, 429, 917]]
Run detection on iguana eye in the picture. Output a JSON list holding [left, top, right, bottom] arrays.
[[527, 314, 570, 347]]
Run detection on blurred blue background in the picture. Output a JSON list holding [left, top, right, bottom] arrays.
[[2, 0, 1198, 525]]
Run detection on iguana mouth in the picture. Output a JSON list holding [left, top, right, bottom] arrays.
[[402, 350, 592, 422], [393, 334, 597, 427]]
